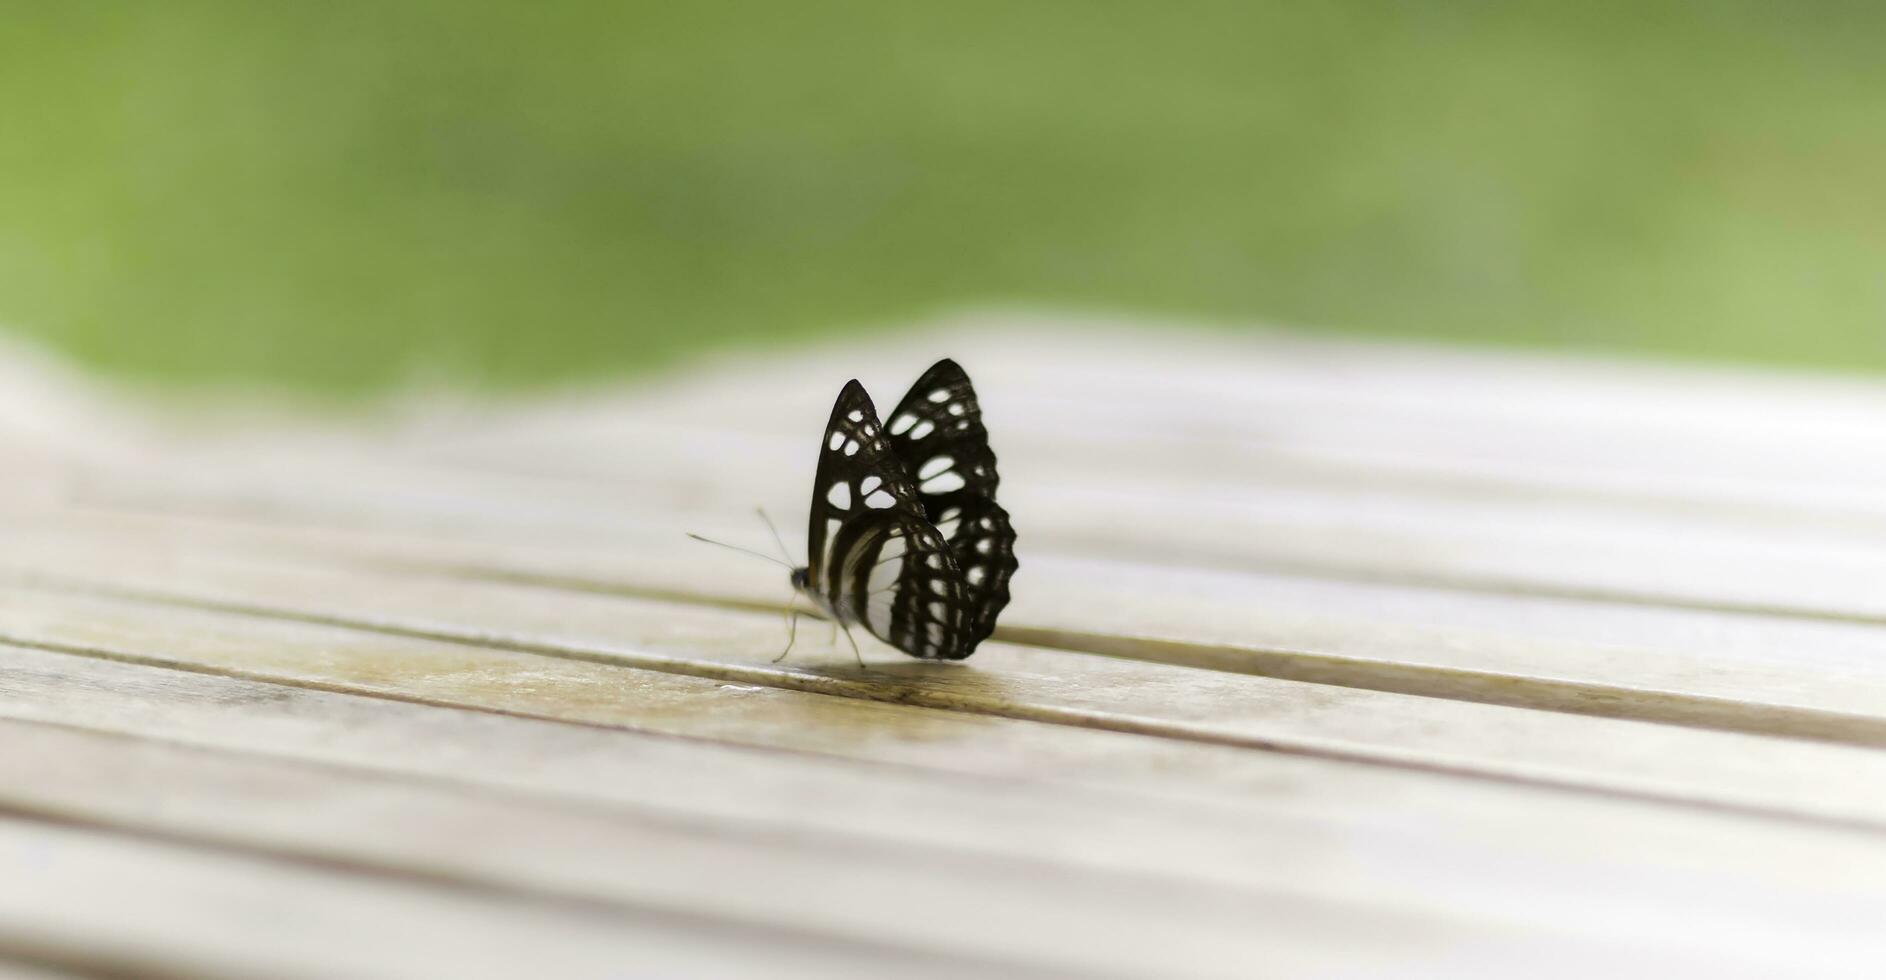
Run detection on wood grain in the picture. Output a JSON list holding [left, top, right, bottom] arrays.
[[0, 813, 975, 980], [7, 320, 1886, 977], [0, 638, 1877, 975]]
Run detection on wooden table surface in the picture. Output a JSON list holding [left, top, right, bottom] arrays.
[[2, 316, 1885, 978]]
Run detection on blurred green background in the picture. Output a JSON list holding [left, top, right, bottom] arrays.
[[4, 2, 1884, 392]]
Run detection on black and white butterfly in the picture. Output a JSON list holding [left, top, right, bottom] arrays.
[[788, 359, 1017, 661]]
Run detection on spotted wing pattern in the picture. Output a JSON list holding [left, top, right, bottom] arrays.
[[884, 359, 1018, 651], [806, 380, 977, 660]]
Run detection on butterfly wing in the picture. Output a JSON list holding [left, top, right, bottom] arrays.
[[833, 509, 977, 660], [806, 379, 976, 659], [930, 497, 1015, 650], [806, 379, 921, 587], [884, 358, 1000, 515], [885, 359, 1018, 650]]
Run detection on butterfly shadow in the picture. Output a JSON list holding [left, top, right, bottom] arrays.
[[774, 650, 1024, 722]]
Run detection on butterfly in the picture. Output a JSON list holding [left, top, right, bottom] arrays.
[[787, 359, 1017, 661]]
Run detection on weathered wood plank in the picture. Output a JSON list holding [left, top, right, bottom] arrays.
[[76, 426, 1886, 630], [419, 319, 1886, 485], [16, 500, 1886, 751], [2, 638, 1883, 974], [38, 351, 1886, 738], [6, 716, 1471, 980], [5, 561, 1886, 832], [406, 322, 1886, 534], [9, 321, 1886, 977], [0, 814, 959, 980], [0, 960, 84, 980]]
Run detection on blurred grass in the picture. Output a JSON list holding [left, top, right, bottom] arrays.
[[3, 1, 1885, 391]]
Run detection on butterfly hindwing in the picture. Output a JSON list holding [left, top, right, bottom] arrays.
[[833, 510, 976, 660], [934, 497, 1016, 649], [886, 359, 1017, 651]]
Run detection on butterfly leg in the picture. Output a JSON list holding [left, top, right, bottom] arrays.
[[837, 620, 866, 671], [772, 599, 800, 664]]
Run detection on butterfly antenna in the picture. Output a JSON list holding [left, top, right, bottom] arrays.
[[755, 507, 795, 565], [686, 533, 794, 569]]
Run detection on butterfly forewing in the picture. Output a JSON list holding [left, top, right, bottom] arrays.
[[805, 380, 977, 659], [885, 359, 1018, 651], [884, 358, 1001, 517], [806, 380, 926, 589]]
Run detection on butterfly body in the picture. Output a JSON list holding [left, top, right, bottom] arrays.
[[792, 360, 1017, 660]]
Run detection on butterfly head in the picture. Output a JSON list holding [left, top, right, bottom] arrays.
[[789, 565, 811, 594]]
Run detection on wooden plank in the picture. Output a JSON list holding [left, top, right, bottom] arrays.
[[18, 499, 1886, 751], [0, 814, 958, 980], [409, 322, 1886, 512], [8, 321, 1886, 976], [3, 715, 1473, 980], [419, 414, 1886, 545], [2, 632, 1883, 973], [76, 423, 1886, 629], [39, 320, 1886, 555], [409, 319, 1886, 476], [6, 555, 1886, 833], [0, 961, 81, 980]]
